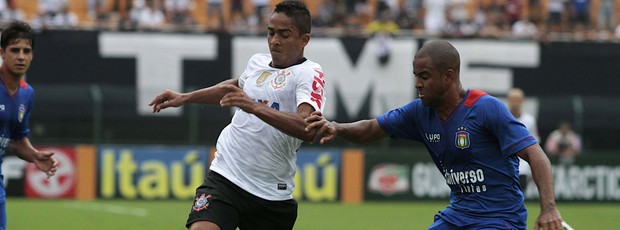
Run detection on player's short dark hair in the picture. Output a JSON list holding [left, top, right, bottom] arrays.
[[1, 20, 34, 50], [273, 1, 311, 35]]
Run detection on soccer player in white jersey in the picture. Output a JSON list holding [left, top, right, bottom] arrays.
[[149, 1, 325, 230], [507, 87, 540, 191]]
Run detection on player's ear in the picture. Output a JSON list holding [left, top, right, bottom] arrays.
[[301, 33, 310, 47], [444, 68, 455, 82]]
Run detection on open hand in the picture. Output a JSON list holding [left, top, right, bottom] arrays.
[[149, 90, 184, 113]]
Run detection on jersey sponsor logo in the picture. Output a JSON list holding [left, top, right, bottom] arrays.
[[192, 193, 212, 211], [255, 99, 280, 111], [455, 127, 470, 149], [256, 71, 271, 84], [271, 69, 290, 90], [425, 133, 441, 143], [444, 168, 488, 194], [18, 104, 25, 123], [310, 69, 325, 109]]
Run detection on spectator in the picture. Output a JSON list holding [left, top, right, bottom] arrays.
[[164, 0, 194, 31], [597, 0, 615, 33], [512, 15, 538, 39], [506, 88, 540, 191], [366, 8, 399, 66], [421, 0, 448, 35], [504, 0, 522, 28], [88, 0, 108, 28], [546, 0, 568, 34], [569, 0, 590, 38], [31, 0, 68, 30], [251, 0, 270, 29], [528, 0, 543, 25], [131, 0, 166, 31], [396, 0, 422, 30], [205, 0, 225, 32], [442, 0, 473, 37], [544, 121, 582, 165], [50, 2, 79, 29], [0, 0, 25, 26], [228, 0, 246, 32]]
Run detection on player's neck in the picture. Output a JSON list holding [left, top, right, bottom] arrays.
[[437, 88, 466, 121], [0, 67, 22, 94]]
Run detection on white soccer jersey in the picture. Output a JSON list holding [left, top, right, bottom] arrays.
[[518, 112, 538, 177], [210, 53, 326, 201]]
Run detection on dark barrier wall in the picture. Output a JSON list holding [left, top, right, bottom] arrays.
[[23, 31, 620, 150]]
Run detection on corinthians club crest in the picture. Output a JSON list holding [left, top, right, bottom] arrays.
[[271, 69, 291, 90], [455, 126, 470, 149], [192, 193, 212, 211]]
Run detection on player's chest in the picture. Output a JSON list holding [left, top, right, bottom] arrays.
[[244, 69, 296, 97], [0, 96, 27, 125], [423, 114, 483, 158]]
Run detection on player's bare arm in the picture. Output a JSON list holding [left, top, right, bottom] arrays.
[[9, 137, 58, 178], [150, 79, 240, 113], [219, 84, 318, 142], [305, 111, 388, 144], [517, 144, 563, 230]]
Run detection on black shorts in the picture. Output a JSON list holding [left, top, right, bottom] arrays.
[[186, 171, 298, 230]]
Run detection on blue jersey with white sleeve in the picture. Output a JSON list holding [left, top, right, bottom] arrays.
[[377, 89, 536, 229]]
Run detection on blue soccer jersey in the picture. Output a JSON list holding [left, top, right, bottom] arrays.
[[0, 79, 33, 190], [377, 89, 536, 229]]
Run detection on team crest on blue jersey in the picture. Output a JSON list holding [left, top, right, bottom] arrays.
[[271, 69, 290, 90], [18, 104, 25, 123], [192, 193, 212, 212], [455, 127, 470, 149], [256, 71, 271, 84]]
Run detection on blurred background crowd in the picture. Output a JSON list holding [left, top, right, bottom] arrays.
[[0, 0, 619, 41]]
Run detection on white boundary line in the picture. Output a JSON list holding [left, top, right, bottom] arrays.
[[64, 201, 148, 217]]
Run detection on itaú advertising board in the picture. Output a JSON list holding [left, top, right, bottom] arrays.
[[97, 146, 208, 199]]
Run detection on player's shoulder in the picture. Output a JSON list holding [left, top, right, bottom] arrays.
[[464, 89, 503, 108], [20, 79, 34, 92], [290, 59, 323, 78]]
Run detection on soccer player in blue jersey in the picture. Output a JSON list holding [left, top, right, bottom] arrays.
[[305, 40, 563, 230], [0, 21, 58, 229]]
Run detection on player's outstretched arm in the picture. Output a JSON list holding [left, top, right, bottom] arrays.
[[517, 144, 563, 230], [219, 84, 320, 142], [305, 111, 387, 144], [9, 137, 58, 178], [149, 79, 239, 113]]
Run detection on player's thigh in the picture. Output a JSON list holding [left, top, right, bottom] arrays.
[[186, 177, 239, 230], [238, 198, 298, 230], [189, 221, 221, 230]]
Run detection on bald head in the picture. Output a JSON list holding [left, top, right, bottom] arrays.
[[415, 40, 460, 75], [507, 88, 525, 100]]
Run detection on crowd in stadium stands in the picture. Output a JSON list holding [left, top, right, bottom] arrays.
[[0, 0, 619, 40]]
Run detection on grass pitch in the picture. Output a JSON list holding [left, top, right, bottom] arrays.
[[7, 198, 620, 229]]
